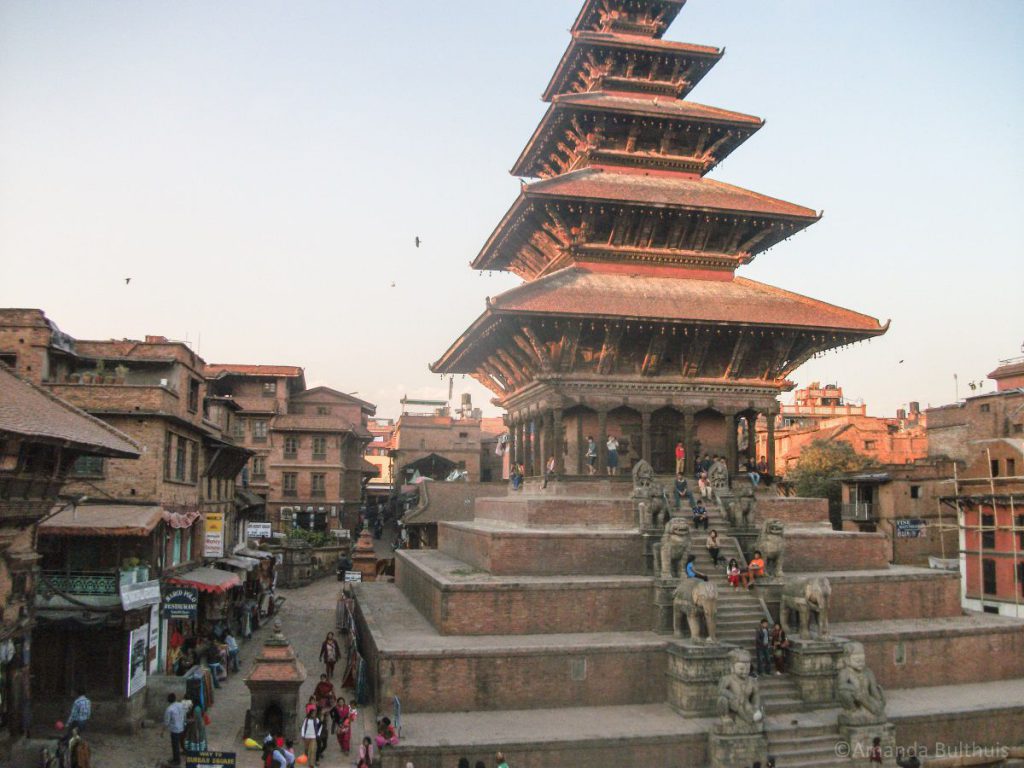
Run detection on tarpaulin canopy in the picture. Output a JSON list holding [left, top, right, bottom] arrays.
[[164, 567, 241, 594], [40, 504, 163, 537], [237, 548, 274, 560], [217, 556, 260, 572]]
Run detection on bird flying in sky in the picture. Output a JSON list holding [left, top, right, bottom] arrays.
[[414, 236, 422, 248], [125, 278, 131, 285]]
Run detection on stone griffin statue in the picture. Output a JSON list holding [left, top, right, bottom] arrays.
[[780, 575, 831, 640], [716, 648, 764, 734], [632, 459, 670, 529], [837, 641, 887, 725], [652, 518, 690, 580], [752, 519, 785, 577], [673, 578, 719, 644]]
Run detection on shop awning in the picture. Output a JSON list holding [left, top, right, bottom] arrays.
[[217, 556, 260, 572], [237, 548, 274, 560], [164, 567, 241, 594], [40, 504, 164, 537]]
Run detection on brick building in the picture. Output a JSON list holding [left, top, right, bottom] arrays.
[[391, 394, 505, 485], [364, 418, 396, 505], [0, 363, 139, 751], [756, 383, 928, 475], [206, 366, 376, 533]]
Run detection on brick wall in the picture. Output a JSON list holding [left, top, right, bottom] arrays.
[[755, 497, 829, 525], [826, 572, 962, 623], [894, 705, 1024, 755], [474, 496, 635, 528], [783, 529, 889, 571]]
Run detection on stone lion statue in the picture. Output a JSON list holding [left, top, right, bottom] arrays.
[[673, 578, 719, 644], [780, 575, 831, 640], [716, 648, 764, 734], [837, 641, 886, 725], [652, 518, 690, 580], [753, 519, 785, 577]]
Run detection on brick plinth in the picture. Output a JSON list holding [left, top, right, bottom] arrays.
[[395, 550, 654, 635], [438, 521, 645, 576], [784, 527, 890, 571], [825, 568, 962, 623], [474, 495, 637, 528], [755, 497, 829, 525]]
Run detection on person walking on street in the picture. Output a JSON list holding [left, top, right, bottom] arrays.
[[586, 436, 597, 476], [314, 705, 329, 764], [755, 619, 772, 676], [319, 632, 341, 678], [224, 631, 240, 672], [356, 736, 375, 768], [183, 705, 207, 753], [301, 709, 321, 766], [163, 693, 186, 765], [63, 689, 91, 744]]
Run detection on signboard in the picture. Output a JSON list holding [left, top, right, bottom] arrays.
[[204, 512, 225, 558], [330, 528, 351, 539], [126, 624, 149, 697], [148, 604, 160, 674], [895, 518, 927, 539], [121, 579, 162, 611], [246, 522, 273, 539], [344, 571, 362, 583], [163, 586, 199, 619], [185, 752, 236, 768]]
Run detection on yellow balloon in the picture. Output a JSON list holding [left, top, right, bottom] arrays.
[[244, 738, 261, 749]]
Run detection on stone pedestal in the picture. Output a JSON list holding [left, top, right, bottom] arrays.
[[840, 720, 896, 768], [666, 641, 732, 715], [708, 729, 767, 768], [786, 637, 844, 705], [642, 530, 661, 576], [352, 528, 378, 582], [654, 578, 676, 634]]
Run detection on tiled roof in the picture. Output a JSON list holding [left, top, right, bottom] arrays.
[[0, 365, 140, 457], [989, 360, 1024, 380], [485, 267, 885, 332], [273, 413, 372, 439], [552, 92, 762, 125], [571, 0, 686, 37], [206, 364, 304, 378], [527, 168, 818, 218]]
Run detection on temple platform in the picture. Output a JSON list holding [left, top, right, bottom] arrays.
[[832, 613, 1024, 688], [376, 679, 1024, 768], [354, 582, 667, 712], [438, 519, 645, 576], [395, 548, 654, 635], [474, 493, 637, 528]]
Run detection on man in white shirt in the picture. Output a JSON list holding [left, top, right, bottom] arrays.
[[163, 693, 186, 765]]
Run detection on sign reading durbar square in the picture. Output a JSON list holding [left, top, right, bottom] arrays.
[[185, 751, 236, 767]]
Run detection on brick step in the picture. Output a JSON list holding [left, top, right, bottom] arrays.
[[766, 737, 841, 755], [763, 697, 807, 714], [765, 722, 841, 740], [767, 757, 849, 768]]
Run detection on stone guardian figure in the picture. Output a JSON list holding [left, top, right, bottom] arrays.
[[837, 641, 887, 725], [715, 648, 764, 734]]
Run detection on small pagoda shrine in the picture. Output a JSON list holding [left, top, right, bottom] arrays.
[[432, 0, 887, 477]]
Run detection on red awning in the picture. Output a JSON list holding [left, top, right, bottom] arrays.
[[164, 567, 241, 594]]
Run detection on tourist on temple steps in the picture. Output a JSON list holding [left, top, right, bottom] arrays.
[[745, 461, 761, 487], [706, 530, 721, 567], [674, 441, 686, 474], [542, 455, 556, 488], [697, 470, 710, 498], [586, 435, 597, 475], [757, 455, 771, 486], [319, 631, 341, 678], [771, 621, 789, 675], [606, 435, 619, 475], [510, 462, 523, 490], [726, 558, 741, 590], [743, 550, 766, 589], [697, 453, 712, 479], [673, 473, 695, 510], [754, 619, 772, 676], [692, 499, 709, 530], [685, 554, 709, 582]]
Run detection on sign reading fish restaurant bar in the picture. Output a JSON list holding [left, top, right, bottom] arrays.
[[204, 511, 225, 558], [163, 586, 199, 619], [185, 751, 236, 768]]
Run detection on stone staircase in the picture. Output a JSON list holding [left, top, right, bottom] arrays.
[[765, 719, 847, 768], [757, 673, 804, 714]]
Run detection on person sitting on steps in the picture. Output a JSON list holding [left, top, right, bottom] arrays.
[[684, 554, 709, 582], [692, 499, 708, 530], [742, 550, 766, 589]]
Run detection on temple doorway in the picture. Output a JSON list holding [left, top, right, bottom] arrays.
[[651, 407, 682, 474]]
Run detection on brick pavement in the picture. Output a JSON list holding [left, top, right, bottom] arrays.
[[84, 575, 376, 768]]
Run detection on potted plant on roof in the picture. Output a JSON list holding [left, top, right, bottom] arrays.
[[94, 360, 107, 384], [135, 559, 150, 582], [114, 364, 129, 385]]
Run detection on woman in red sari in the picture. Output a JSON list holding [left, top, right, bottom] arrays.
[[313, 673, 335, 708], [334, 697, 354, 753]]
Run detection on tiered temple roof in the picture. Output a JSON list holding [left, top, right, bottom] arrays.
[[433, 0, 887, 404]]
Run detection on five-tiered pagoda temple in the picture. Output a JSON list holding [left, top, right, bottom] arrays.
[[432, 0, 887, 478]]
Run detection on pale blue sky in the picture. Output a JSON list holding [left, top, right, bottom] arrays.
[[1, 0, 1021, 418]]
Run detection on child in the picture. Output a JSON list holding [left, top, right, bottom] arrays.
[[727, 558, 741, 590]]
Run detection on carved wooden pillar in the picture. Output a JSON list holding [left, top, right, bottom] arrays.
[[641, 410, 652, 464], [683, 408, 696, 476], [533, 413, 543, 477], [597, 409, 608, 473], [552, 407, 564, 474], [577, 411, 585, 473], [525, 416, 535, 476], [724, 410, 739, 474], [766, 411, 777, 478], [514, 417, 524, 466]]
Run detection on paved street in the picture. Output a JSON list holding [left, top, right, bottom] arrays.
[[89, 575, 378, 768]]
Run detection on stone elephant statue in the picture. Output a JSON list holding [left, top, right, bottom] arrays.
[[753, 518, 785, 577], [780, 575, 831, 639], [652, 518, 691, 580], [673, 578, 719, 644]]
